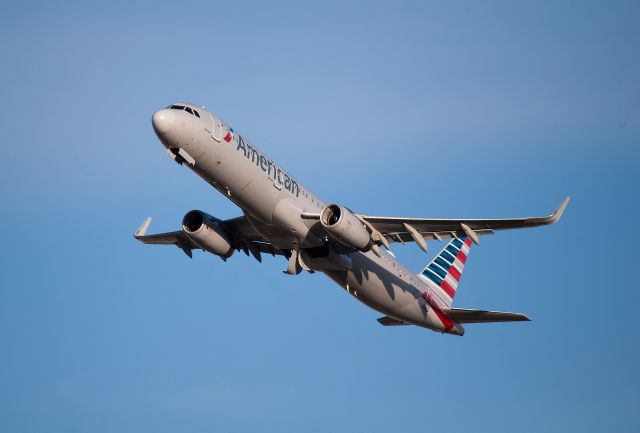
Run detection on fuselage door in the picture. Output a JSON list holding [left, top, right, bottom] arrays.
[[210, 113, 223, 141]]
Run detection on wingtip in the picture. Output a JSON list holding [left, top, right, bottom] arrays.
[[559, 196, 571, 211], [134, 217, 152, 238], [550, 196, 570, 223]]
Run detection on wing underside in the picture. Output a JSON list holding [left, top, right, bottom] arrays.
[[133, 216, 285, 259], [302, 197, 569, 246]]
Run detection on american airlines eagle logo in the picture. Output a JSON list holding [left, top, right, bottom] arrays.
[[223, 128, 234, 143]]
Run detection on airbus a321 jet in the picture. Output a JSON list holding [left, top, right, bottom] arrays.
[[135, 102, 569, 336]]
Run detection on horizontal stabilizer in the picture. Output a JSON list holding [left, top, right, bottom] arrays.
[[377, 316, 409, 326], [443, 308, 530, 323]]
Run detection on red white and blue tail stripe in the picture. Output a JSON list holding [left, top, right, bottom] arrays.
[[418, 237, 472, 308]]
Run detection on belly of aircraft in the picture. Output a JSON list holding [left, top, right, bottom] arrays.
[[188, 126, 444, 331], [323, 251, 445, 332]]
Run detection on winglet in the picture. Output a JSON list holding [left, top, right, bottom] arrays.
[[527, 196, 570, 226], [549, 196, 570, 224], [134, 217, 152, 238]]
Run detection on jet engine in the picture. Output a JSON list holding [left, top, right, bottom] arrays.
[[320, 204, 372, 251], [182, 210, 234, 258]]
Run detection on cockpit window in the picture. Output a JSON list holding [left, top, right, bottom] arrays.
[[168, 104, 200, 118]]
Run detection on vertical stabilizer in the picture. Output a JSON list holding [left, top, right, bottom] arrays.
[[417, 237, 472, 307]]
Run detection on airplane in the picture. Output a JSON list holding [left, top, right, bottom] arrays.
[[135, 102, 569, 336]]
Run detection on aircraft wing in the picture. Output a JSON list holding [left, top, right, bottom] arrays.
[[133, 216, 285, 259], [218, 216, 263, 240], [304, 197, 569, 247]]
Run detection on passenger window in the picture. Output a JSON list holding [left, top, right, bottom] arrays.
[[193, 110, 200, 118], [185, 107, 194, 115]]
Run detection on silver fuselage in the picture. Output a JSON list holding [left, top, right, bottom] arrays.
[[151, 102, 462, 335]]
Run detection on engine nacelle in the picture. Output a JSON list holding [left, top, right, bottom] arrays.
[[320, 204, 372, 250], [182, 210, 234, 259]]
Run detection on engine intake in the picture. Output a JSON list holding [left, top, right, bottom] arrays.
[[320, 204, 372, 250], [182, 210, 234, 259]]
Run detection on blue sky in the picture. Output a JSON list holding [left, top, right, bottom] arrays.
[[1, 1, 638, 432]]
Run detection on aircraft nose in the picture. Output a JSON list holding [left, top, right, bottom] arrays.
[[152, 109, 175, 134]]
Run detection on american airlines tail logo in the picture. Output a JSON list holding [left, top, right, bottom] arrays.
[[419, 237, 471, 307]]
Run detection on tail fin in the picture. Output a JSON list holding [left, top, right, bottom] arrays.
[[417, 237, 472, 307]]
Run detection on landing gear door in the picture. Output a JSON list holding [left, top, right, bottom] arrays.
[[209, 113, 223, 142]]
